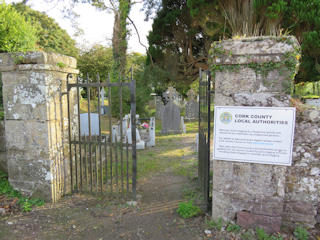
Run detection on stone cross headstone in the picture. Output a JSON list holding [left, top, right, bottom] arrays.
[[100, 88, 105, 114], [185, 89, 199, 120], [161, 91, 181, 134], [80, 113, 100, 136]]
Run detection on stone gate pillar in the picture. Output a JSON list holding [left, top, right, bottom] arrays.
[[0, 52, 79, 202], [210, 36, 300, 232]]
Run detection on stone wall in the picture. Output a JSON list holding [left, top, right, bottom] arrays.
[[0, 121, 6, 172], [0, 51, 79, 202], [284, 108, 320, 227], [209, 36, 319, 232]]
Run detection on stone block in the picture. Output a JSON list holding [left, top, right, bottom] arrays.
[[212, 190, 284, 221], [233, 93, 290, 107], [213, 93, 235, 106], [212, 161, 286, 198], [215, 68, 258, 95], [283, 201, 317, 227], [237, 211, 282, 234], [0, 52, 77, 72], [210, 36, 299, 65], [5, 120, 49, 151]]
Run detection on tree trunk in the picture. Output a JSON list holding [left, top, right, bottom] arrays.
[[111, 0, 131, 81]]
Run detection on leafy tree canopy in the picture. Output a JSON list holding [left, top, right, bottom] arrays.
[[147, 0, 210, 96], [78, 44, 113, 81], [12, 2, 79, 58], [147, 0, 320, 95], [0, 1, 38, 53]]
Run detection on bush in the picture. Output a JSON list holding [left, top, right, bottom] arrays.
[[293, 226, 309, 240], [177, 200, 201, 218], [0, 2, 38, 53]]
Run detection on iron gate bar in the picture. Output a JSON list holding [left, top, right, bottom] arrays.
[[97, 73, 103, 193], [119, 74, 124, 195], [66, 73, 73, 191], [107, 74, 113, 194], [130, 68, 137, 200], [115, 134, 119, 193], [104, 135, 108, 192], [206, 71, 211, 211], [87, 74, 93, 193], [198, 69, 211, 211], [67, 82, 130, 89], [84, 135, 88, 187], [74, 139, 78, 191], [126, 136, 129, 193], [76, 76, 83, 191]]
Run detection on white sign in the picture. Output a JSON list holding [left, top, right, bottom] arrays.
[[213, 106, 296, 166]]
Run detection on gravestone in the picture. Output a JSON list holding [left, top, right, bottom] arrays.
[[127, 128, 145, 149], [180, 116, 186, 134], [156, 96, 164, 119], [80, 113, 100, 136], [185, 89, 199, 120], [161, 91, 181, 134], [146, 117, 156, 147], [112, 125, 119, 143]]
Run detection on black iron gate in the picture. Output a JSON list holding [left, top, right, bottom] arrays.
[[198, 70, 212, 211], [66, 69, 137, 199]]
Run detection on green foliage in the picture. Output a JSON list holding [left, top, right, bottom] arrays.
[[255, 227, 284, 240], [147, 0, 209, 95], [177, 201, 201, 218], [240, 231, 255, 240], [0, 170, 44, 212], [12, 3, 79, 58], [256, 227, 271, 240], [293, 226, 309, 240], [206, 217, 224, 230], [0, 2, 38, 53], [56, 62, 67, 68], [226, 223, 241, 233], [78, 46, 152, 118], [78, 45, 113, 80]]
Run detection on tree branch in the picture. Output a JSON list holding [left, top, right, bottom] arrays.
[[127, 15, 154, 66]]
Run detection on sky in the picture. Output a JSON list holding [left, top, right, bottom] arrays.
[[7, 0, 153, 54]]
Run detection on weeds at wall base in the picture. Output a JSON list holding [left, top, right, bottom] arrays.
[[0, 170, 44, 213]]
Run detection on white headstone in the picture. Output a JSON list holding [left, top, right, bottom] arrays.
[[126, 128, 145, 149], [147, 117, 156, 147], [80, 113, 100, 136], [112, 125, 119, 143]]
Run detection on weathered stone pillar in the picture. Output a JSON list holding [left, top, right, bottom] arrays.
[[210, 36, 300, 232], [0, 52, 78, 202]]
